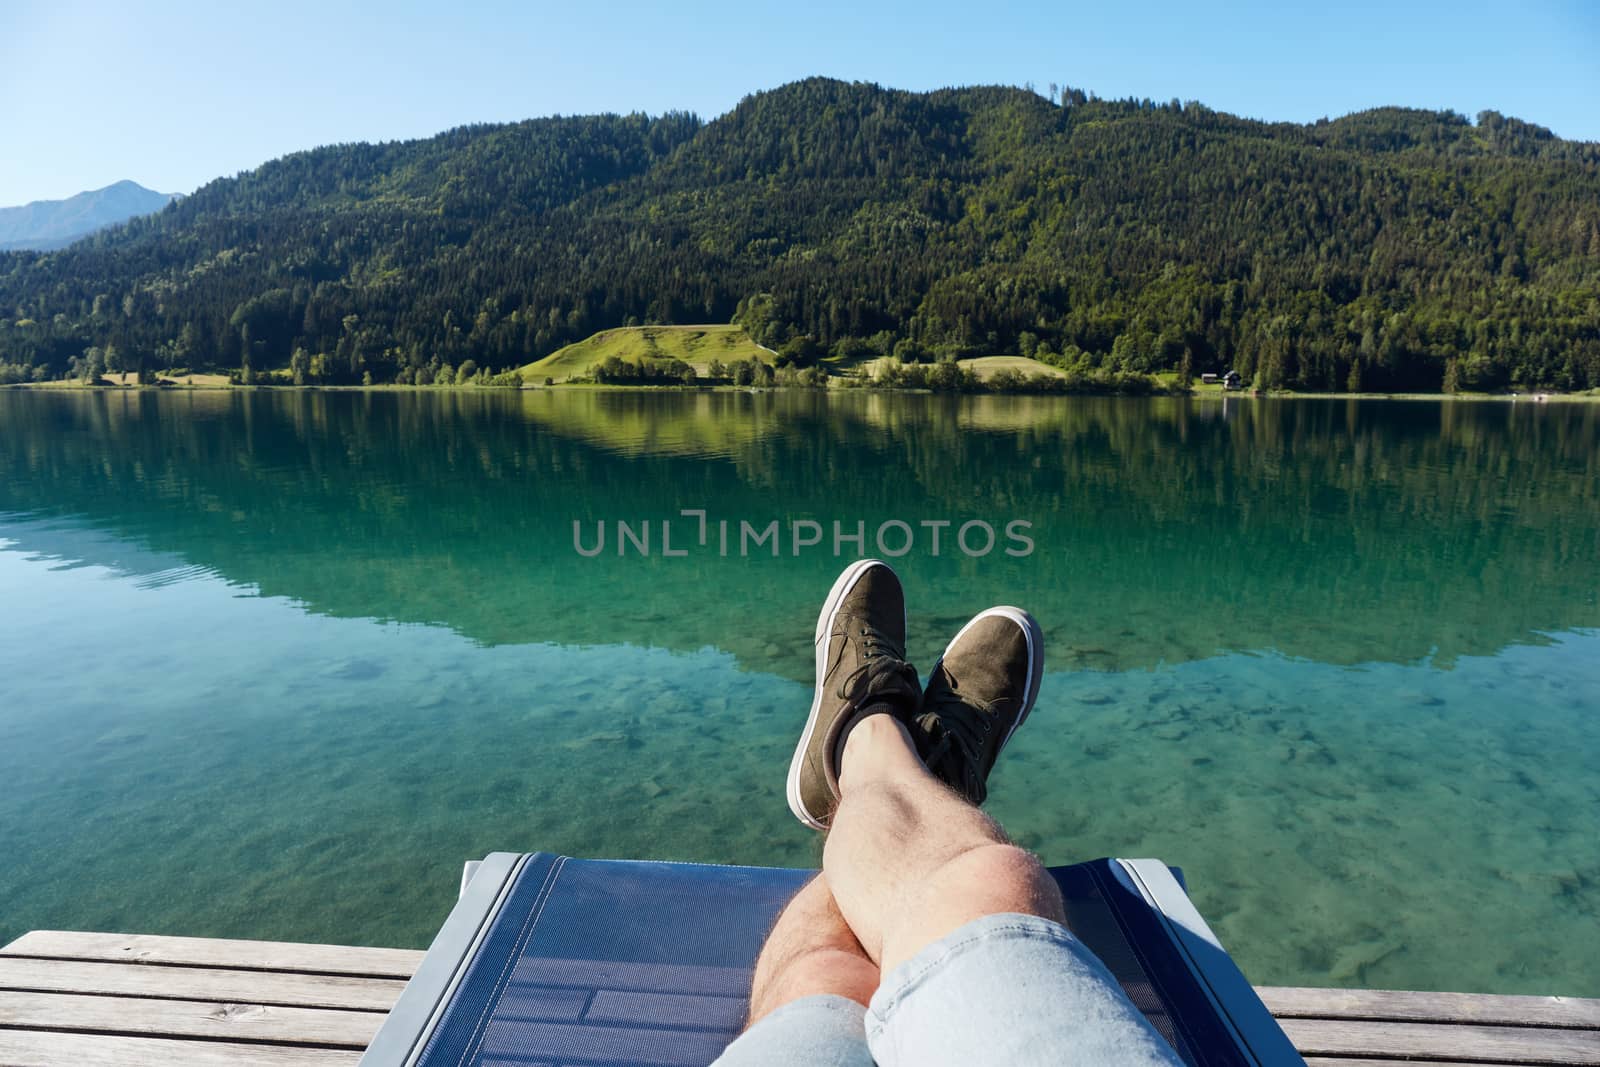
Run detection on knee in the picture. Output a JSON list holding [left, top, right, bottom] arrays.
[[748, 947, 878, 1024], [781, 948, 879, 1004], [939, 843, 1065, 924]]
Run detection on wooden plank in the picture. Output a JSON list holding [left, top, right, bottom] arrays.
[[1261, 985, 1600, 1030], [1280, 1017, 1600, 1065], [0, 957, 405, 1012], [0, 990, 381, 1048], [0, 1030, 362, 1066], [1303, 1060, 1501, 1067], [1, 930, 422, 978]]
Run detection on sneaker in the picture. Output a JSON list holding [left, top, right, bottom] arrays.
[[916, 607, 1044, 806], [786, 559, 921, 830]]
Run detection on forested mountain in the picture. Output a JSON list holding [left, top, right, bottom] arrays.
[[2, 80, 1597, 391], [0, 181, 178, 251]]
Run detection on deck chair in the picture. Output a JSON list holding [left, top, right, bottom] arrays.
[[361, 853, 1304, 1066]]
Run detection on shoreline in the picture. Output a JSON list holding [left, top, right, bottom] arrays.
[[6, 379, 1598, 403]]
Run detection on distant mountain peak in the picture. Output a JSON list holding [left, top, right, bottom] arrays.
[[0, 180, 178, 251]]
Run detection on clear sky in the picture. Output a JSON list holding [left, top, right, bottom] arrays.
[[3, 0, 1596, 206]]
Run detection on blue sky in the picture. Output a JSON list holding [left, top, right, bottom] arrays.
[[3, 0, 1596, 206]]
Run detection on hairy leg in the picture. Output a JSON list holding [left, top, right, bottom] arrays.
[[823, 712, 1065, 975], [744, 872, 879, 1028]]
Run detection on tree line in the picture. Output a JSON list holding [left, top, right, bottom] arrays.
[[1, 79, 1596, 392]]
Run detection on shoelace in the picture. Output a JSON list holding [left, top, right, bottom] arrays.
[[835, 618, 918, 707], [918, 680, 1000, 805]]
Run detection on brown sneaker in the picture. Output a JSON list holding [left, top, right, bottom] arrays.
[[915, 606, 1044, 805], [786, 559, 921, 830]]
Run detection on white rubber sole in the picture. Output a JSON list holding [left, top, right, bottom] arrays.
[[929, 605, 1044, 762], [786, 558, 899, 830]]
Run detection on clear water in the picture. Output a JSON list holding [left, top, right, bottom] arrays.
[[0, 389, 1595, 995]]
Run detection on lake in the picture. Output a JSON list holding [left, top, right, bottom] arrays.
[[0, 388, 1596, 996]]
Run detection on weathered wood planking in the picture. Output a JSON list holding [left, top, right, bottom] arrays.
[[1279, 1017, 1600, 1064], [0, 990, 382, 1047], [0, 931, 404, 1066], [0, 956, 405, 1011], [1301, 1060, 1502, 1067], [1261, 985, 1600, 1030], [0, 1030, 362, 1066], [1, 930, 422, 978]]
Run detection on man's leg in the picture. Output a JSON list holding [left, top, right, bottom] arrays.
[[824, 712, 1062, 975], [716, 559, 913, 1067], [712, 874, 877, 1067], [777, 564, 1178, 1063], [745, 873, 878, 1025], [821, 602, 1181, 1066]]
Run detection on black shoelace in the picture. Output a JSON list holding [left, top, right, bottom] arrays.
[[835, 619, 919, 710], [918, 681, 1000, 805]]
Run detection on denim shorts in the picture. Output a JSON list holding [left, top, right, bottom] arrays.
[[712, 912, 1184, 1066]]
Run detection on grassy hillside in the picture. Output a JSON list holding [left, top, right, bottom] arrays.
[[518, 325, 774, 381]]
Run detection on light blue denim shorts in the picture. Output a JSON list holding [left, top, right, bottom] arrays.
[[713, 912, 1184, 1066]]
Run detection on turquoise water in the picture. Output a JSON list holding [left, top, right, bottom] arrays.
[[0, 389, 1596, 995]]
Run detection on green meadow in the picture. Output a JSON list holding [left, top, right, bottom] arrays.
[[517, 325, 777, 382]]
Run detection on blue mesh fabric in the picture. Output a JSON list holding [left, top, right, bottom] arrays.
[[414, 856, 1245, 1067]]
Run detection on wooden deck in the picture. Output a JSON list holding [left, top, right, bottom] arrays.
[[2, 931, 1597, 1065]]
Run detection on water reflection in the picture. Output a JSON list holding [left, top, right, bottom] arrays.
[[2, 389, 1595, 674]]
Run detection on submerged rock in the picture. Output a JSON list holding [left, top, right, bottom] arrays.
[[1329, 938, 1405, 983], [326, 658, 385, 681], [561, 729, 630, 748]]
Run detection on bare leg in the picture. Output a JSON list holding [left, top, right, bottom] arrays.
[[744, 872, 879, 1028], [823, 712, 1065, 976]]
